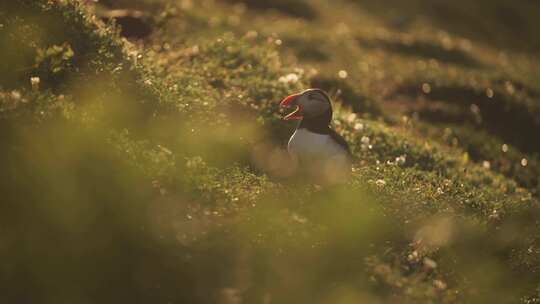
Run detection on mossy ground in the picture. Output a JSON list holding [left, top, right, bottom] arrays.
[[1, 0, 539, 303]]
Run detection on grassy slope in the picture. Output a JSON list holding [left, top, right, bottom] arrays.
[[1, 0, 539, 303]]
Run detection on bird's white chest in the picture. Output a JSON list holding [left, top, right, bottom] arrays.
[[287, 128, 348, 162], [288, 129, 334, 156], [287, 128, 350, 182]]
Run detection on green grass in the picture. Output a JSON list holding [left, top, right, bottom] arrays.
[[1, 0, 540, 303]]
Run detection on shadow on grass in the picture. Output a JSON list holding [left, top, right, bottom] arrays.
[[394, 84, 540, 154], [311, 76, 382, 116], [222, 0, 318, 20], [349, 0, 540, 54], [358, 37, 482, 68], [282, 37, 330, 62]]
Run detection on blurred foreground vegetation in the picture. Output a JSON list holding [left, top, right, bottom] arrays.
[[1, 0, 540, 303]]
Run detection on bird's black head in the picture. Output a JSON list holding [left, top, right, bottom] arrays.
[[279, 89, 333, 128]]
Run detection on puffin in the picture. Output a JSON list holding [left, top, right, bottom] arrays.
[[279, 88, 351, 183]]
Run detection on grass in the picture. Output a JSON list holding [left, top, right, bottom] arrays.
[[1, 0, 540, 303]]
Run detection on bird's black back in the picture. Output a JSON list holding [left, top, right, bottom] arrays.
[[328, 128, 351, 155]]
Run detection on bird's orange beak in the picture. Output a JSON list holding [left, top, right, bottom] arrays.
[[279, 93, 303, 120]]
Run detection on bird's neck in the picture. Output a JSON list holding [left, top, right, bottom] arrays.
[[298, 115, 331, 134]]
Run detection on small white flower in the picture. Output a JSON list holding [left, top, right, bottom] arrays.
[[396, 155, 406, 166], [407, 250, 419, 262], [433, 279, 447, 290], [354, 123, 364, 130], [375, 179, 386, 187], [360, 136, 370, 151], [421, 83, 431, 94], [278, 73, 299, 84], [486, 88, 494, 98], [30, 77, 40, 91], [244, 30, 258, 39], [10, 90, 21, 100], [423, 257, 437, 269]]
